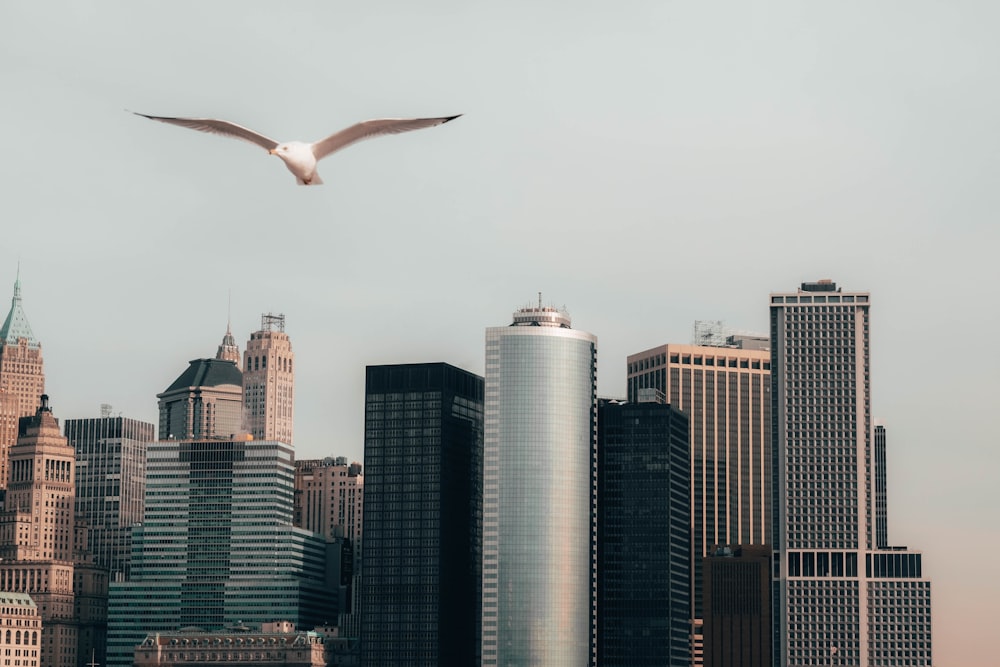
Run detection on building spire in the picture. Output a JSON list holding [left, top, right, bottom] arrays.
[[216, 291, 241, 368], [0, 267, 38, 347]]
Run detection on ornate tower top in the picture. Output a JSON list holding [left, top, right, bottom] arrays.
[[0, 268, 39, 348], [216, 322, 241, 367]]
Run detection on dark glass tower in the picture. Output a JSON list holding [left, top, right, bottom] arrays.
[[361, 363, 484, 667], [596, 398, 690, 667]]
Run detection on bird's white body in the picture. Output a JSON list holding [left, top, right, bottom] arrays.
[[270, 141, 323, 185], [132, 112, 461, 185]]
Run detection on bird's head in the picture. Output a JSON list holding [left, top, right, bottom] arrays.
[[268, 145, 288, 156]]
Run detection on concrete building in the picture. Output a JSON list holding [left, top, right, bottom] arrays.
[[294, 457, 363, 568], [771, 279, 932, 666], [482, 303, 597, 667], [626, 337, 770, 659], [105, 437, 338, 667], [596, 398, 690, 666], [157, 358, 243, 441], [65, 414, 155, 581], [243, 313, 294, 444], [132, 621, 325, 666], [702, 545, 771, 667], [0, 396, 108, 667], [0, 273, 45, 493], [361, 363, 484, 667], [0, 591, 41, 667]]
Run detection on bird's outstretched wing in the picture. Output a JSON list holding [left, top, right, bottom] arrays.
[[311, 115, 461, 161], [131, 112, 279, 151]]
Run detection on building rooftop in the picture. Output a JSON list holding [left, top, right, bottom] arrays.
[[0, 273, 38, 347], [162, 358, 242, 393]]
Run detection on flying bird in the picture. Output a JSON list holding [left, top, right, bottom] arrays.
[[131, 111, 461, 185]]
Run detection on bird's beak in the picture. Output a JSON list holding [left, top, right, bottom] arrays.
[[268, 149, 276, 155]]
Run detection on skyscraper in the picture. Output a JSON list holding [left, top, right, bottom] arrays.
[[65, 413, 155, 580], [596, 397, 690, 666], [243, 313, 294, 444], [702, 545, 771, 667], [0, 396, 107, 667], [0, 272, 45, 492], [361, 362, 484, 667], [0, 271, 44, 419], [482, 303, 597, 667], [770, 279, 932, 666], [626, 337, 770, 656], [215, 320, 241, 368], [156, 357, 243, 440], [105, 436, 338, 667]]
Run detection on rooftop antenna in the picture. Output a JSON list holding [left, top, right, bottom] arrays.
[[227, 289, 233, 334]]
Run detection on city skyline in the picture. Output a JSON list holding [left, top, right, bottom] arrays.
[[2, 3, 996, 665]]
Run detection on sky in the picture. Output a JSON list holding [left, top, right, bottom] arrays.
[[1, 1, 997, 664]]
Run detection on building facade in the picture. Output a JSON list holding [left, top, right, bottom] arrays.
[[361, 363, 484, 667], [65, 415, 156, 581], [596, 398, 690, 666], [702, 545, 771, 667], [105, 437, 338, 667], [482, 304, 597, 667], [770, 280, 932, 666], [132, 622, 326, 667], [294, 457, 364, 567], [626, 337, 770, 659], [0, 592, 40, 667], [0, 397, 107, 667], [242, 313, 294, 444], [157, 358, 243, 441]]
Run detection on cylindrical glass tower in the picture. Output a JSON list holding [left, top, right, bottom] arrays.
[[481, 304, 597, 666]]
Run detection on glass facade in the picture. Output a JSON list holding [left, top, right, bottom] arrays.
[[105, 438, 336, 667], [596, 400, 690, 666], [65, 416, 155, 581], [482, 307, 596, 667], [360, 363, 483, 667]]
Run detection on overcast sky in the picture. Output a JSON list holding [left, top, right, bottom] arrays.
[[1, 2, 997, 663]]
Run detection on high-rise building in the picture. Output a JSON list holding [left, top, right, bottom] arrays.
[[216, 321, 241, 368], [156, 358, 243, 440], [243, 313, 294, 444], [0, 396, 108, 667], [482, 304, 597, 667], [596, 397, 690, 666], [770, 279, 932, 666], [0, 272, 45, 493], [873, 421, 888, 549], [702, 544, 771, 667], [361, 363, 484, 667], [294, 457, 363, 577], [105, 436, 338, 667], [626, 338, 770, 658], [65, 414, 155, 581], [0, 272, 44, 419]]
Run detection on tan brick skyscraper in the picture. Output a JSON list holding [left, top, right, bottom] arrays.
[[0, 272, 45, 492], [243, 313, 294, 443]]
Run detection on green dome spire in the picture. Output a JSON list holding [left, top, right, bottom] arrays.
[[0, 267, 39, 347]]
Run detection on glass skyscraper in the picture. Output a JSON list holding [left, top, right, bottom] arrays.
[[361, 362, 484, 666], [771, 280, 931, 666], [105, 438, 337, 667], [481, 304, 597, 667], [596, 398, 690, 666]]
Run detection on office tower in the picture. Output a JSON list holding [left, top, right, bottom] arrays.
[[243, 313, 294, 444], [482, 304, 597, 667], [873, 422, 888, 549], [0, 272, 44, 419], [626, 337, 770, 657], [0, 273, 45, 494], [0, 396, 108, 667], [295, 457, 364, 642], [596, 398, 690, 666], [771, 279, 932, 666], [361, 363, 484, 667], [105, 436, 338, 667], [702, 545, 771, 667], [65, 413, 156, 581], [156, 357, 243, 440]]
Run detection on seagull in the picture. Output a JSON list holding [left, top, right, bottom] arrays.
[[131, 111, 461, 185]]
